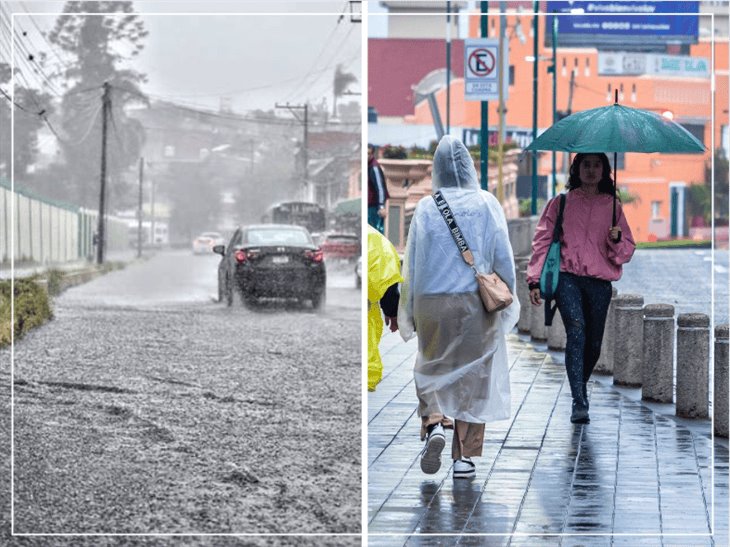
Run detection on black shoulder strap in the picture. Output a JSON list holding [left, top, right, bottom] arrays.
[[432, 191, 475, 268], [552, 193, 566, 242]]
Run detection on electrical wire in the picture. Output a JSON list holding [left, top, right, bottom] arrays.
[[60, 102, 102, 147], [0, 3, 63, 98], [281, 14, 346, 103], [0, 86, 37, 115], [18, 1, 74, 74], [297, 24, 358, 102]]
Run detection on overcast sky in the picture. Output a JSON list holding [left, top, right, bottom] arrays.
[[6, 1, 362, 112]]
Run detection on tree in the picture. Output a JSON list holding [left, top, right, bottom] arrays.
[[46, 1, 148, 208], [332, 64, 357, 117], [707, 148, 729, 224]]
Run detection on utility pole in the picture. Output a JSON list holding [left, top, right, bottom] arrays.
[[551, 12, 558, 198], [531, 0, 539, 215], [275, 103, 309, 201], [497, 2, 507, 203], [150, 174, 156, 247], [96, 81, 111, 265], [480, 1, 489, 191], [446, 0, 451, 135], [561, 69, 576, 175], [137, 157, 144, 258]]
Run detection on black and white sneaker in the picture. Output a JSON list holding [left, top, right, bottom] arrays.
[[453, 457, 476, 479], [420, 424, 446, 474]]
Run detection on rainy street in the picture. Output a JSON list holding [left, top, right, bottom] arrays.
[[1, 250, 361, 536]]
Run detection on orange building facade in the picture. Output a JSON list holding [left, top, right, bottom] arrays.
[[404, 13, 728, 242]]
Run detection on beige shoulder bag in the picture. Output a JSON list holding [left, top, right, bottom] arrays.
[[432, 191, 513, 313]]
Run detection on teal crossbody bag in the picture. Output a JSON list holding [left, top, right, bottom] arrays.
[[539, 193, 566, 326]]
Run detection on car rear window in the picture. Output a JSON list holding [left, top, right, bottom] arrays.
[[246, 228, 312, 246]]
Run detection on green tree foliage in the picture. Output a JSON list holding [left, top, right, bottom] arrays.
[[707, 148, 729, 225], [45, 1, 148, 208]]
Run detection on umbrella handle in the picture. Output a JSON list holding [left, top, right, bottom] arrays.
[[613, 152, 617, 227]]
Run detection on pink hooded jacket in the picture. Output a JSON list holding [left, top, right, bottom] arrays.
[[526, 188, 636, 286]]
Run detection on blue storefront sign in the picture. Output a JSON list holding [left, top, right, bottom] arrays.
[[546, 1, 699, 47]]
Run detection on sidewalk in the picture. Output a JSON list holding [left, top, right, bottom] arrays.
[[0, 250, 140, 280], [368, 331, 729, 546]]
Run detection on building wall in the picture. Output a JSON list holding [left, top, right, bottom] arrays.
[[395, 13, 728, 241]]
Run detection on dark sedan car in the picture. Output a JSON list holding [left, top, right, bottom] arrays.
[[214, 224, 326, 309]]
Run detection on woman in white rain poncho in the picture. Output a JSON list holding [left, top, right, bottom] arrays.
[[398, 136, 519, 480]]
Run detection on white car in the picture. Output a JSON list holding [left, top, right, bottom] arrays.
[[192, 232, 225, 254]]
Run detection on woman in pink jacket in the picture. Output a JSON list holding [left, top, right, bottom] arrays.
[[527, 153, 635, 424]]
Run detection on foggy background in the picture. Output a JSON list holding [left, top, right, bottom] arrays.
[[2, 0, 362, 244]]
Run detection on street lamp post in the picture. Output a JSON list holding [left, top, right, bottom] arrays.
[[551, 12, 558, 198], [531, 0, 539, 215], [446, 0, 451, 135]]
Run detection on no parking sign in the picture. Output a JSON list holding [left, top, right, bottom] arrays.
[[464, 38, 507, 102]]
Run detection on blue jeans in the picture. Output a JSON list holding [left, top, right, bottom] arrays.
[[555, 273, 612, 406], [368, 206, 384, 234]]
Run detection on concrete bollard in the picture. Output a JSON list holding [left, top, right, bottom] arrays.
[[613, 294, 644, 387], [676, 313, 710, 419], [515, 258, 531, 333], [547, 307, 566, 350], [641, 304, 675, 403], [595, 287, 618, 375], [715, 325, 729, 437]]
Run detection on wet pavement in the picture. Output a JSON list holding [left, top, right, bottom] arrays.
[[1, 250, 362, 541], [368, 331, 729, 546], [614, 248, 729, 325]]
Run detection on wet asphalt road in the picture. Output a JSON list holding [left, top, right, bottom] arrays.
[[1, 250, 362, 543]]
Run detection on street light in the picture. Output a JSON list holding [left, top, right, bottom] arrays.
[[531, 0, 539, 215]]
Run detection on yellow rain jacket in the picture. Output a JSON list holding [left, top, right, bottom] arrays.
[[368, 226, 403, 391]]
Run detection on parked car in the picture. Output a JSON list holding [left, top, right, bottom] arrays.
[[319, 233, 360, 261], [193, 231, 225, 254], [214, 224, 326, 309]]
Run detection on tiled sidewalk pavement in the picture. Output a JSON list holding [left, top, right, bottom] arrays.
[[368, 331, 729, 547]]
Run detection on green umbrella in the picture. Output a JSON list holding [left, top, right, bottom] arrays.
[[526, 91, 706, 224]]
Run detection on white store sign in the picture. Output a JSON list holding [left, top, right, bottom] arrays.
[[598, 52, 710, 79]]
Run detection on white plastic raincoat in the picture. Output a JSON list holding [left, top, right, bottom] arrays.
[[398, 136, 519, 426]]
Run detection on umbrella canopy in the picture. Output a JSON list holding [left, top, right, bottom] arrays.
[[334, 196, 361, 216], [526, 103, 706, 154]]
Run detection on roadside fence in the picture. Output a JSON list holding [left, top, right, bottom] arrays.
[[1, 181, 128, 265]]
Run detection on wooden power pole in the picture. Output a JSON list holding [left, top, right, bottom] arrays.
[[96, 81, 111, 265]]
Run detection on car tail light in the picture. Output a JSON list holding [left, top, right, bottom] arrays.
[[234, 250, 247, 263], [305, 249, 324, 263]]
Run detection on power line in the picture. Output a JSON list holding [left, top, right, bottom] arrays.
[[282, 15, 346, 103], [0, 86, 37, 115], [0, 3, 63, 97], [18, 1, 73, 74], [298, 25, 358, 102], [7, 7, 65, 96]]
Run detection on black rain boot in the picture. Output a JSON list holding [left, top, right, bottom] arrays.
[[566, 360, 590, 424], [583, 357, 599, 411]]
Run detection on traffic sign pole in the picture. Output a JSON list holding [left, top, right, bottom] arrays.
[[480, 1, 488, 191]]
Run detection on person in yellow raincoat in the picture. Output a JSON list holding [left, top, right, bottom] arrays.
[[368, 225, 403, 391]]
